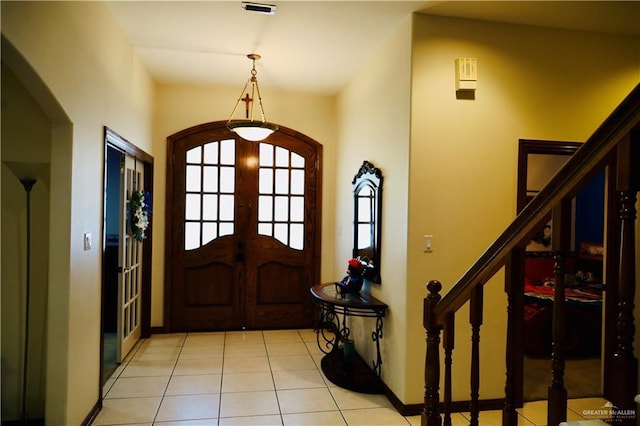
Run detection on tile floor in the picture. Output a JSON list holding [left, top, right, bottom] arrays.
[[94, 329, 611, 425]]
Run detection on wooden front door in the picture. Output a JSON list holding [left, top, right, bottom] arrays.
[[166, 122, 322, 331]]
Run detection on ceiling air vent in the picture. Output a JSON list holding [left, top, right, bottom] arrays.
[[241, 2, 277, 15]]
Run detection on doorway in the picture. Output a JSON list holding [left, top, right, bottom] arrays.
[[165, 122, 322, 331], [101, 128, 153, 385], [103, 146, 121, 380], [516, 139, 605, 401]]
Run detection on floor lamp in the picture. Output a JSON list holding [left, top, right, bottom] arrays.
[[4, 161, 47, 422], [18, 178, 36, 421]]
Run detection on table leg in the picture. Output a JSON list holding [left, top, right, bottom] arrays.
[[371, 313, 384, 377], [315, 303, 339, 354]]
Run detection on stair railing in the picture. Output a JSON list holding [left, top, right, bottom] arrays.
[[423, 83, 640, 426]]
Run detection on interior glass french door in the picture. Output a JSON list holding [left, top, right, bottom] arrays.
[[118, 155, 143, 361]]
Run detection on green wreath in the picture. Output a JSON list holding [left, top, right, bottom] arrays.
[[130, 190, 151, 242]]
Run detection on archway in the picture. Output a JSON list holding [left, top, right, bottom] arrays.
[[1, 35, 73, 423]]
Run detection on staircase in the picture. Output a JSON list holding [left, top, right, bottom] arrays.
[[422, 83, 640, 426]]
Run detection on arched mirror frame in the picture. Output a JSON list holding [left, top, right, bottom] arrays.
[[352, 160, 383, 284]]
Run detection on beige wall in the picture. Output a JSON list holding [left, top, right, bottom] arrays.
[[336, 18, 412, 400], [407, 14, 640, 402], [1, 2, 155, 423], [152, 84, 338, 326]]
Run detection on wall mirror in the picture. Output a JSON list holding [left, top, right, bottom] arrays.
[[352, 160, 383, 283], [517, 139, 580, 251]]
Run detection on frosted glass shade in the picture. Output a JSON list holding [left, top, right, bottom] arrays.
[[227, 120, 278, 142]]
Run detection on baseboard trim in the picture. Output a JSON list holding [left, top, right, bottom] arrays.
[[82, 400, 102, 426], [383, 381, 505, 417], [150, 326, 166, 334], [383, 382, 423, 416], [448, 398, 506, 413], [2, 420, 44, 426]]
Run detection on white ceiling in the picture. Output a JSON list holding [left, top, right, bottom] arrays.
[[106, 1, 640, 95]]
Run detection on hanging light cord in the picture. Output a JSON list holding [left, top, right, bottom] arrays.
[[228, 55, 268, 124]]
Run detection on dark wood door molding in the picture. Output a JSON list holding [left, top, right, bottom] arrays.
[[514, 139, 579, 406], [515, 139, 615, 403], [101, 127, 154, 401], [103, 126, 154, 339]]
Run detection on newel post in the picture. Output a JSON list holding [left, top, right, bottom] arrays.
[[422, 280, 443, 426]]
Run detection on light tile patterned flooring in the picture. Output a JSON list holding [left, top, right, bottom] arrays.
[[94, 329, 610, 425]]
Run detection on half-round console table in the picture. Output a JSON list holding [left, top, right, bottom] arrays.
[[310, 283, 388, 394]]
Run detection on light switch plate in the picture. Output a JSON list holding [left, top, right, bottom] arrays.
[[424, 235, 433, 252], [84, 233, 92, 251]]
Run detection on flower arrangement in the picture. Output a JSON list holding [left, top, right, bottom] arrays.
[[130, 190, 151, 242]]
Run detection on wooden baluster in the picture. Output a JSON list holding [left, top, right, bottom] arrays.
[[469, 285, 484, 426], [603, 160, 621, 400], [423, 280, 443, 426], [610, 134, 639, 424], [443, 313, 455, 426], [503, 249, 524, 426], [548, 199, 571, 426]]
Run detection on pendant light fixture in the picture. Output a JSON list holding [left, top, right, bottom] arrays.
[[227, 53, 278, 141]]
